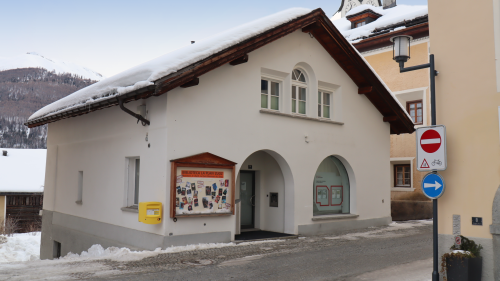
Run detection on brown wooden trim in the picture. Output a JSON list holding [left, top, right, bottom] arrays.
[[180, 77, 199, 88], [358, 86, 373, 95], [229, 54, 248, 66], [170, 162, 177, 218], [394, 164, 411, 187], [346, 12, 381, 23], [302, 23, 320, 33], [383, 116, 397, 122], [353, 23, 429, 53]]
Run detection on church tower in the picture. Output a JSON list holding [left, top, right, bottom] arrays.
[[336, 0, 383, 18]]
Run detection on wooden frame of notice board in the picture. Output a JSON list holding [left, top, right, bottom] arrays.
[[170, 152, 236, 218]]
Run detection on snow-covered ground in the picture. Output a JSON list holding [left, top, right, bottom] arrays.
[[0, 220, 433, 280]]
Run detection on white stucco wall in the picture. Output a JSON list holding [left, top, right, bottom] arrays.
[[43, 29, 391, 240]]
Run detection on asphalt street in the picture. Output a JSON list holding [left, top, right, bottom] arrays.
[[94, 222, 433, 281]]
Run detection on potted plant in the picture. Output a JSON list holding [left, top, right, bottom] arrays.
[[441, 235, 483, 281]]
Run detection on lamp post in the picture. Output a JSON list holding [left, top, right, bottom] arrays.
[[391, 35, 439, 281]]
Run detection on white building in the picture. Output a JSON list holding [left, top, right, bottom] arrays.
[[25, 8, 414, 259]]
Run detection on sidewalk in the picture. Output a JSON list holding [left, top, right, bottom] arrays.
[[348, 258, 432, 281]]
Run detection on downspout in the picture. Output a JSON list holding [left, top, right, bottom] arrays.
[[117, 97, 150, 126]]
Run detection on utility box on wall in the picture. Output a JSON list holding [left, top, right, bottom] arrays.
[[138, 202, 162, 224]]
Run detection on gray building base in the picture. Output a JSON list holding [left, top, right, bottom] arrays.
[[438, 234, 494, 281], [40, 210, 231, 260], [297, 216, 392, 236]]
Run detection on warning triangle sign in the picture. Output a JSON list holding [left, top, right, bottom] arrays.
[[420, 159, 430, 169]]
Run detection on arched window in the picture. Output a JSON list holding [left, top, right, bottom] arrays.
[[291, 69, 307, 114], [313, 156, 350, 216]]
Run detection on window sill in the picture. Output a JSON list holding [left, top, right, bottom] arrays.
[[260, 109, 343, 125], [75, 200, 82, 205], [121, 206, 139, 213], [392, 187, 415, 192], [311, 214, 358, 221]]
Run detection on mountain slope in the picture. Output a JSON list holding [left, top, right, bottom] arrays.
[[0, 52, 104, 81], [0, 67, 98, 148]]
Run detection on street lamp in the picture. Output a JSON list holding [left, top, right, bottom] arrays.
[[391, 35, 440, 281], [390, 35, 412, 63]]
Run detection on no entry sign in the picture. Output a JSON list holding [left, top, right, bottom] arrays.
[[416, 125, 447, 171]]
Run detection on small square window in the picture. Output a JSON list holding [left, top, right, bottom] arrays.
[[394, 164, 411, 187]]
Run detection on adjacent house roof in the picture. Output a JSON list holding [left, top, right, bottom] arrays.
[[332, 5, 428, 52], [25, 8, 415, 135], [0, 149, 46, 194]]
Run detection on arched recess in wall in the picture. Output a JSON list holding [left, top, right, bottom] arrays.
[[237, 149, 295, 234], [292, 62, 317, 117], [312, 155, 357, 216]]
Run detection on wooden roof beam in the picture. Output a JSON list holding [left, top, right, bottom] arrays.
[[302, 23, 320, 33], [180, 78, 199, 88], [383, 116, 398, 122], [229, 54, 248, 66], [358, 86, 373, 95]]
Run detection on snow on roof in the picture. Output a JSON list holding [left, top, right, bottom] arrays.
[[0, 149, 46, 193], [345, 4, 382, 17], [28, 8, 312, 122], [331, 5, 428, 42], [0, 52, 104, 81]]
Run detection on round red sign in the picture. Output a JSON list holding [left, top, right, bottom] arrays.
[[420, 129, 441, 153]]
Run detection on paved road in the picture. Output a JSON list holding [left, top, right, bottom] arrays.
[[95, 222, 432, 281]]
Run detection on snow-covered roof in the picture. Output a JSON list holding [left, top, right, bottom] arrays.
[[345, 4, 382, 17], [0, 52, 104, 81], [0, 149, 46, 193], [332, 5, 428, 43], [28, 8, 312, 122]]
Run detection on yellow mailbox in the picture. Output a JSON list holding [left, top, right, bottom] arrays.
[[138, 202, 162, 224]]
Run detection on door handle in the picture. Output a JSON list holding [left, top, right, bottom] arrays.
[[250, 195, 255, 207]]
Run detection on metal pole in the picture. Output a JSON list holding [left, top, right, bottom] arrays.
[[429, 54, 439, 281]]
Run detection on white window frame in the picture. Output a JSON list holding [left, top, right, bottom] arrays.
[[291, 68, 308, 115], [125, 157, 140, 207], [318, 89, 332, 119], [261, 77, 281, 111], [390, 157, 415, 192]]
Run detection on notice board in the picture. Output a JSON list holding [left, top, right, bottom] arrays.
[[170, 153, 236, 218]]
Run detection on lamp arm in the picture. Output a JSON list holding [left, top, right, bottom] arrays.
[[399, 61, 432, 73]]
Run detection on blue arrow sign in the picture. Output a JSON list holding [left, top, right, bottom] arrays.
[[422, 173, 445, 199]]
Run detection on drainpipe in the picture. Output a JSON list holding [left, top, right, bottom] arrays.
[[117, 97, 150, 126]]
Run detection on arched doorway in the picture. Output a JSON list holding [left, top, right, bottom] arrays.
[[236, 150, 294, 234]]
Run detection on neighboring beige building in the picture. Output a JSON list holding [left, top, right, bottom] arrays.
[[332, 2, 431, 220], [427, 0, 500, 279]]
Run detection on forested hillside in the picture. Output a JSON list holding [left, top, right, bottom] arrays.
[[0, 68, 98, 148]]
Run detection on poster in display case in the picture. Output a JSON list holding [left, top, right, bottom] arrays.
[[170, 153, 236, 218]]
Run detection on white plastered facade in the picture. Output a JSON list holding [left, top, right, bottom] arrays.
[[41, 30, 392, 258]]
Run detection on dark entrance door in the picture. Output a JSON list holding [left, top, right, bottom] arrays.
[[240, 171, 255, 229]]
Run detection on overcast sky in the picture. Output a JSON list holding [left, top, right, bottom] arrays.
[[0, 0, 427, 77]]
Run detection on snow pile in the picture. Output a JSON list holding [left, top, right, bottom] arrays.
[[324, 220, 432, 240], [28, 8, 312, 122], [331, 5, 428, 42], [0, 148, 46, 192], [0, 233, 41, 263], [0, 52, 104, 81], [60, 239, 280, 262]]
